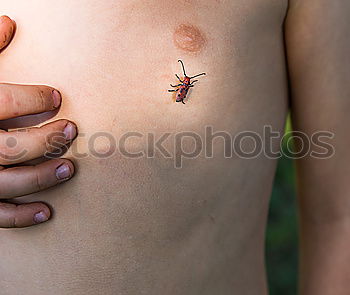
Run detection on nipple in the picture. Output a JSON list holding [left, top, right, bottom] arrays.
[[173, 24, 206, 55]]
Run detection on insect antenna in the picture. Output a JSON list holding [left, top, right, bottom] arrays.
[[178, 60, 187, 77], [190, 73, 206, 79]]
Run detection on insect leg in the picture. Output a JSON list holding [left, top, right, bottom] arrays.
[[170, 83, 182, 87], [168, 89, 179, 92]]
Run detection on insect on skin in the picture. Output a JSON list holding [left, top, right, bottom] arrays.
[[168, 60, 206, 104]]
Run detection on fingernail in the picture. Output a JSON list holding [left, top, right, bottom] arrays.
[[34, 211, 49, 224], [11, 19, 16, 31], [63, 122, 77, 141], [56, 163, 71, 180], [52, 90, 61, 108]]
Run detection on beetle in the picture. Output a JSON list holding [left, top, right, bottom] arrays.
[[168, 60, 206, 104]]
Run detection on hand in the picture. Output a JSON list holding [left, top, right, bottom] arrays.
[[0, 16, 77, 228]]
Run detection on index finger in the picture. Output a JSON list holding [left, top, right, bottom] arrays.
[[0, 15, 15, 52], [0, 84, 62, 120]]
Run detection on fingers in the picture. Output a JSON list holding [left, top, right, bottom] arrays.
[[0, 84, 62, 120], [0, 15, 15, 52], [0, 15, 75, 229], [0, 18, 59, 121], [0, 158, 74, 199], [0, 19, 62, 122], [0, 119, 77, 165], [0, 201, 51, 228], [0, 158, 75, 228]]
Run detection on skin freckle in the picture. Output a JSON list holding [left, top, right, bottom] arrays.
[[173, 24, 206, 55]]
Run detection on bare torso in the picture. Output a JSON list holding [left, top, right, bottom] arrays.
[[0, 1, 288, 294]]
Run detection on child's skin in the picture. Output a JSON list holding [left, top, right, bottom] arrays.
[[0, 0, 350, 294]]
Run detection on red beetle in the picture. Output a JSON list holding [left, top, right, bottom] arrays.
[[168, 60, 206, 104]]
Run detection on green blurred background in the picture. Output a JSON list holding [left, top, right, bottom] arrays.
[[266, 118, 298, 295]]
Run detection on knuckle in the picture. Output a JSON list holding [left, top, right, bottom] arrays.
[[35, 86, 48, 110], [0, 203, 20, 228], [0, 205, 18, 228], [33, 166, 45, 191], [7, 215, 17, 228]]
